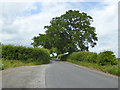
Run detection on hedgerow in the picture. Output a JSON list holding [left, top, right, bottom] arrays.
[[67, 51, 118, 66], [67, 51, 98, 63], [97, 51, 118, 65], [2, 45, 50, 64]]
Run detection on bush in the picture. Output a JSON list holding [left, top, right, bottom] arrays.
[[57, 54, 64, 60], [68, 52, 85, 61], [86, 52, 98, 63], [2, 45, 50, 64], [97, 51, 118, 65], [67, 51, 98, 63], [61, 54, 69, 61], [57, 54, 69, 61]]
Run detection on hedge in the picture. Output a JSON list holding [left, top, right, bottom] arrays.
[[67, 51, 118, 66], [57, 54, 69, 61], [67, 51, 98, 63], [2, 45, 50, 64], [57, 54, 64, 60], [97, 51, 118, 65]]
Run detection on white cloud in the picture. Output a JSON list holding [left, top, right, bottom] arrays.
[[89, 0, 118, 57], [0, 2, 37, 46], [0, 3, 37, 24], [0, 0, 102, 3], [0, 0, 119, 57], [0, 2, 71, 46]]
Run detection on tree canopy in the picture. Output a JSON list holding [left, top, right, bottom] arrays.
[[31, 10, 98, 55]]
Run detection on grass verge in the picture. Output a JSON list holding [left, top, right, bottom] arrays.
[[67, 59, 119, 76], [0, 59, 43, 70]]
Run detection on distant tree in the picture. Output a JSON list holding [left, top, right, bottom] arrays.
[[32, 10, 98, 55]]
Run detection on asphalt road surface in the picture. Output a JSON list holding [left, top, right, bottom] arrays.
[[1, 60, 118, 88], [45, 60, 118, 88], [2, 65, 47, 88]]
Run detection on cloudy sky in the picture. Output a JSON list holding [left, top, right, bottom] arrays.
[[0, 0, 119, 57]]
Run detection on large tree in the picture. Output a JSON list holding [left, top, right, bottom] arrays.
[[32, 10, 98, 55]]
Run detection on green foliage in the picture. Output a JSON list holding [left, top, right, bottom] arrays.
[[86, 52, 98, 63], [32, 10, 98, 55], [31, 34, 52, 49], [97, 51, 118, 65], [67, 51, 118, 66], [2, 45, 50, 64], [68, 52, 85, 61], [66, 50, 119, 76], [67, 60, 119, 76], [57, 54, 69, 61], [61, 54, 69, 61], [57, 54, 65, 60], [2, 59, 41, 70], [68, 51, 97, 63]]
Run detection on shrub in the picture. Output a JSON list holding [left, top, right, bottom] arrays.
[[68, 52, 85, 61], [67, 51, 98, 63], [2, 45, 50, 64], [97, 51, 118, 65], [86, 52, 98, 63], [61, 54, 69, 61], [57, 54, 69, 61], [57, 54, 64, 60]]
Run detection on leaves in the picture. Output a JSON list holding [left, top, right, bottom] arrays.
[[2, 45, 50, 64], [31, 10, 98, 55]]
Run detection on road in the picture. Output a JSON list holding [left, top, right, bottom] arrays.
[[46, 60, 118, 88], [1, 60, 118, 88], [2, 65, 47, 88]]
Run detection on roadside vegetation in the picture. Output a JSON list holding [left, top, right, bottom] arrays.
[[31, 10, 119, 76], [1, 59, 36, 70], [58, 51, 119, 76], [1, 45, 50, 70], [1, 9, 119, 77]]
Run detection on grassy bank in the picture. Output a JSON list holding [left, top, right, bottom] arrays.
[[67, 59, 119, 76], [1, 59, 44, 70]]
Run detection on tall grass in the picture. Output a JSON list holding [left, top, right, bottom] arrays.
[[1, 59, 42, 70]]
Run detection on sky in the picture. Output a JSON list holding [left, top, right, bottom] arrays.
[[0, 0, 119, 57]]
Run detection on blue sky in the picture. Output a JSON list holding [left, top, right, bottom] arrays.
[[23, 3, 42, 16], [67, 2, 102, 11], [0, 0, 118, 57]]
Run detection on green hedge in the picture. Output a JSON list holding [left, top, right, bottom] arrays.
[[57, 54, 64, 60], [57, 54, 69, 61], [67, 51, 118, 66], [2, 45, 50, 64], [67, 51, 98, 63], [97, 51, 118, 65]]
